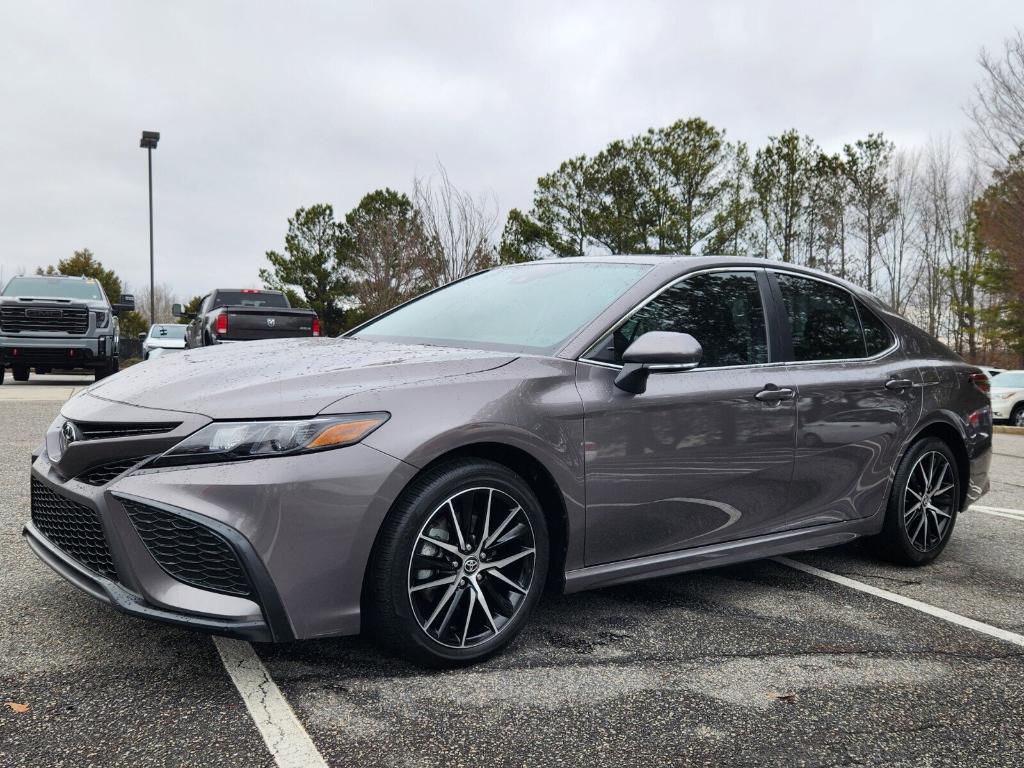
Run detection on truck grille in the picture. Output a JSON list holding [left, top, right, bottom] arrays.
[[120, 499, 254, 598], [1, 305, 89, 334], [31, 478, 118, 581]]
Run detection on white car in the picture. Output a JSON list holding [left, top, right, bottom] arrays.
[[989, 370, 1024, 426], [141, 323, 187, 360]]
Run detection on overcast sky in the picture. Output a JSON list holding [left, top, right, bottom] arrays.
[[1, 1, 1021, 300]]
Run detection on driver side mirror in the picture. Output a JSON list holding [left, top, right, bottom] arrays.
[[112, 294, 135, 316], [137, 332, 146, 341], [614, 331, 702, 394], [171, 303, 194, 320]]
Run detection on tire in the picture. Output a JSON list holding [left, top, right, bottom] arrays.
[[35, 367, 51, 375], [12, 365, 29, 382], [870, 437, 960, 566], [366, 458, 549, 667], [1011, 404, 1024, 428], [0, 365, 5, 385]]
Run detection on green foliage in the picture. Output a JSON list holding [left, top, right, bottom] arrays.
[[498, 208, 548, 264], [118, 311, 148, 338], [341, 188, 425, 317], [752, 130, 816, 263], [176, 295, 203, 324], [259, 204, 352, 335], [37, 248, 123, 301]]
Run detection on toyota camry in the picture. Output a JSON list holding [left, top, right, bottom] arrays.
[[24, 256, 992, 665]]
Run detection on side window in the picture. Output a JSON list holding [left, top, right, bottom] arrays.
[[776, 273, 864, 361], [857, 300, 895, 356], [589, 271, 768, 368]]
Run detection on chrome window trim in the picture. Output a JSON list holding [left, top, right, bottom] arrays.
[[577, 266, 770, 369], [578, 264, 900, 371]]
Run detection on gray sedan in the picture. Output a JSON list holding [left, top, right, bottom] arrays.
[[24, 256, 992, 665]]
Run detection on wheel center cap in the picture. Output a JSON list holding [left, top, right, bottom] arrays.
[[463, 557, 479, 575]]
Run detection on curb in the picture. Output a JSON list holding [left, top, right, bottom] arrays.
[[993, 425, 1024, 435]]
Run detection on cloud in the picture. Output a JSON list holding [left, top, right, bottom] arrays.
[[0, 0, 1019, 299]]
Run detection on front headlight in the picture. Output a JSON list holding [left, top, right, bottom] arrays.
[[994, 390, 1018, 400], [94, 311, 109, 328], [151, 413, 389, 467]]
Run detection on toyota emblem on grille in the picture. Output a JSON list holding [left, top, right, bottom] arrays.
[[266, 317, 276, 327], [59, 421, 80, 455]]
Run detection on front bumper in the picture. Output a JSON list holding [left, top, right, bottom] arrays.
[[24, 395, 417, 641], [2, 334, 112, 367], [24, 520, 275, 641]]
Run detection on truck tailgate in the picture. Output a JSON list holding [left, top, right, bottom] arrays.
[[222, 307, 317, 340]]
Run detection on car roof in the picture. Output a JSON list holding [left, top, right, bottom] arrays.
[[501, 255, 877, 303]]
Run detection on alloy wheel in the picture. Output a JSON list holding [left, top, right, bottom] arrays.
[[903, 450, 956, 552], [407, 487, 536, 649], [1014, 407, 1024, 427]]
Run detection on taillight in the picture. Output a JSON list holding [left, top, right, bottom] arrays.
[[969, 372, 990, 395], [312, 318, 321, 337], [215, 314, 228, 335]]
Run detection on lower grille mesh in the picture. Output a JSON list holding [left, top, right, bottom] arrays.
[[31, 478, 118, 581], [120, 498, 253, 598]]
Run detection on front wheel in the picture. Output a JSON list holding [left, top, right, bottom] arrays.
[[12, 365, 29, 382], [1011, 404, 1024, 428], [366, 459, 549, 666], [871, 437, 960, 565]]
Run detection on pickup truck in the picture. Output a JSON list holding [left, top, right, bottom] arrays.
[[173, 289, 320, 348], [0, 274, 134, 383]]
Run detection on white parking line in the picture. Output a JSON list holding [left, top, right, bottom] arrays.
[[971, 504, 1024, 521], [774, 557, 1024, 648], [213, 637, 328, 768]]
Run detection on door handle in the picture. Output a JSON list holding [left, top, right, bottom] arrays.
[[885, 378, 913, 391], [755, 386, 795, 402]]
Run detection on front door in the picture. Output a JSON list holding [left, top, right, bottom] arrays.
[[577, 269, 797, 566]]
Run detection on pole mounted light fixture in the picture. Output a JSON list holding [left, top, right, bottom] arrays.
[[140, 131, 160, 324]]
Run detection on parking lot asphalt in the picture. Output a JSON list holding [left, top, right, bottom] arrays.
[[2, 386, 1023, 767]]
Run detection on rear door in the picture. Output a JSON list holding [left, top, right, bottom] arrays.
[[577, 268, 798, 565], [769, 270, 922, 527]]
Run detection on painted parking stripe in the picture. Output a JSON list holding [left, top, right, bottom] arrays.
[[213, 637, 328, 768], [774, 557, 1024, 648], [971, 504, 1024, 521]]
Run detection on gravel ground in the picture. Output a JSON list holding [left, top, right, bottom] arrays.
[[2, 395, 1022, 767]]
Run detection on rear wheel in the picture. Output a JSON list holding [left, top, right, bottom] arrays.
[[12, 365, 29, 382], [366, 458, 549, 666], [871, 437, 960, 565]]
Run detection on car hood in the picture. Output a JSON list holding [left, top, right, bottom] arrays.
[[86, 337, 517, 418]]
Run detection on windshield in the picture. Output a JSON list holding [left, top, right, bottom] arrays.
[[150, 325, 186, 339], [991, 371, 1024, 388], [351, 262, 650, 353], [214, 290, 289, 308], [2, 276, 105, 301]]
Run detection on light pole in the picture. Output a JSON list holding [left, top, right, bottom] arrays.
[[140, 130, 160, 324]]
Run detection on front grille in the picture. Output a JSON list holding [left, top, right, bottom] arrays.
[[120, 499, 253, 598], [30, 478, 118, 581], [74, 422, 180, 440], [1, 305, 89, 334], [76, 456, 151, 486]]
